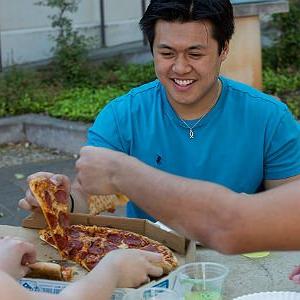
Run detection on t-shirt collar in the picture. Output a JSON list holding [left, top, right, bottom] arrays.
[[160, 76, 227, 128]]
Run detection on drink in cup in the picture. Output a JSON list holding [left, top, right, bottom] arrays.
[[174, 262, 229, 300]]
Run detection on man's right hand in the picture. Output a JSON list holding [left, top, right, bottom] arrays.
[[18, 172, 71, 211]]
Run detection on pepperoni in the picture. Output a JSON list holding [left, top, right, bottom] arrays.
[[123, 234, 144, 247], [67, 240, 83, 259], [44, 191, 52, 209], [67, 228, 80, 238], [54, 234, 68, 250], [141, 244, 160, 253], [68, 239, 83, 250], [107, 233, 122, 244], [55, 190, 67, 204], [58, 212, 70, 228], [103, 242, 118, 252], [78, 251, 88, 260], [88, 245, 104, 255], [46, 212, 58, 228], [68, 248, 77, 259]]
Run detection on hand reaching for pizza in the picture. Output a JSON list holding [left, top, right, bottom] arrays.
[[18, 172, 71, 211], [97, 249, 164, 288], [0, 236, 37, 279], [76, 146, 127, 195]]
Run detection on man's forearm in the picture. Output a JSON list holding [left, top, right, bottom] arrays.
[[113, 155, 243, 252], [113, 156, 300, 253], [76, 147, 300, 252]]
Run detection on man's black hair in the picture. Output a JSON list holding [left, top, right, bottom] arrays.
[[139, 0, 235, 54]]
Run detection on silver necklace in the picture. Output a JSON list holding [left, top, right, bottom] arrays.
[[178, 110, 210, 139], [178, 81, 221, 139]]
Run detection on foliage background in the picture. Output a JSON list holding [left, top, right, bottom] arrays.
[[0, 0, 299, 121]]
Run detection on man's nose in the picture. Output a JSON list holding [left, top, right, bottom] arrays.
[[172, 56, 192, 74]]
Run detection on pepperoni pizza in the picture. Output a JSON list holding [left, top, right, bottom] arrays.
[[29, 176, 178, 276]]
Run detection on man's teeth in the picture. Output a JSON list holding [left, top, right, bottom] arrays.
[[174, 79, 194, 86]]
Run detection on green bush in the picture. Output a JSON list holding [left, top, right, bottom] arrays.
[[0, 62, 156, 121], [263, 0, 300, 70], [81, 61, 156, 89], [48, 86, 125, 121], [263, 68, 300, 95], [0, 68, 55, 116], [286, 95, 300, 119]]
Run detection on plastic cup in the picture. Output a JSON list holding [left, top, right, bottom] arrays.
[[124, 287, 179, 300], [174, 262, 229, 300]]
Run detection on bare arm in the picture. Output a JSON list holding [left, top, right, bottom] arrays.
[[0, 249, 163, 300], [76, 147, 300, 254], [0, 266, 118, 300]]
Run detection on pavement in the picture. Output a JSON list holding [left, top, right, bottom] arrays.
[[0, 125, 300, 298]]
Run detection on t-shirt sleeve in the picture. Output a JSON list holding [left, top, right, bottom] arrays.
[[264, 109, 300, 180], [86, 102, 127, 152]]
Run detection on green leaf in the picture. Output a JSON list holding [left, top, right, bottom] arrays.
[[14, 173, 25, 180]]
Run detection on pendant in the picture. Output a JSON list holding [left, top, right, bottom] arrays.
[[189, 128, 194, 139]]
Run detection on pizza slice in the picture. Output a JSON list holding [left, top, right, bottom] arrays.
[[88, 193, 129, 215], [29, 176, 70, 258]]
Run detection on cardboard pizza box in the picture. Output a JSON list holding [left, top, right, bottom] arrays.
[[17, 212, 196, 298]]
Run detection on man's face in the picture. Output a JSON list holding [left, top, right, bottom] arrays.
[[153, 20, 228, 113]]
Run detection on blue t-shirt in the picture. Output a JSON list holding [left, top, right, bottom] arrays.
[[87, 77, 300, 221]]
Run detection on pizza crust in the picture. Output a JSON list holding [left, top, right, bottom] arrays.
[[26, 262, 73, 281], [88, 193, 129, 215]]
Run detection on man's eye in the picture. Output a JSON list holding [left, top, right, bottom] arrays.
[[160, 52, 173, 57], [189, 53, 203, 58]]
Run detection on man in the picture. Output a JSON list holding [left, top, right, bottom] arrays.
[[20, 0, 300, 220], [0, 236, 163, 300], [85, 0, 300, 221]]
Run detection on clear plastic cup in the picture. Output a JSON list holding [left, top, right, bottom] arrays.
[[124, 287, 179, 300], [174, 262, 229, 300]]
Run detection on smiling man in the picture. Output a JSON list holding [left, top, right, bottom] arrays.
[[19, 0, 300, 221]]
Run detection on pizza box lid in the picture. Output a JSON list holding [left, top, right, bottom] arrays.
[[22, 211, 196, 257]]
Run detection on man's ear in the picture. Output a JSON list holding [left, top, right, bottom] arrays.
[[220, 41, 229, 62]]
